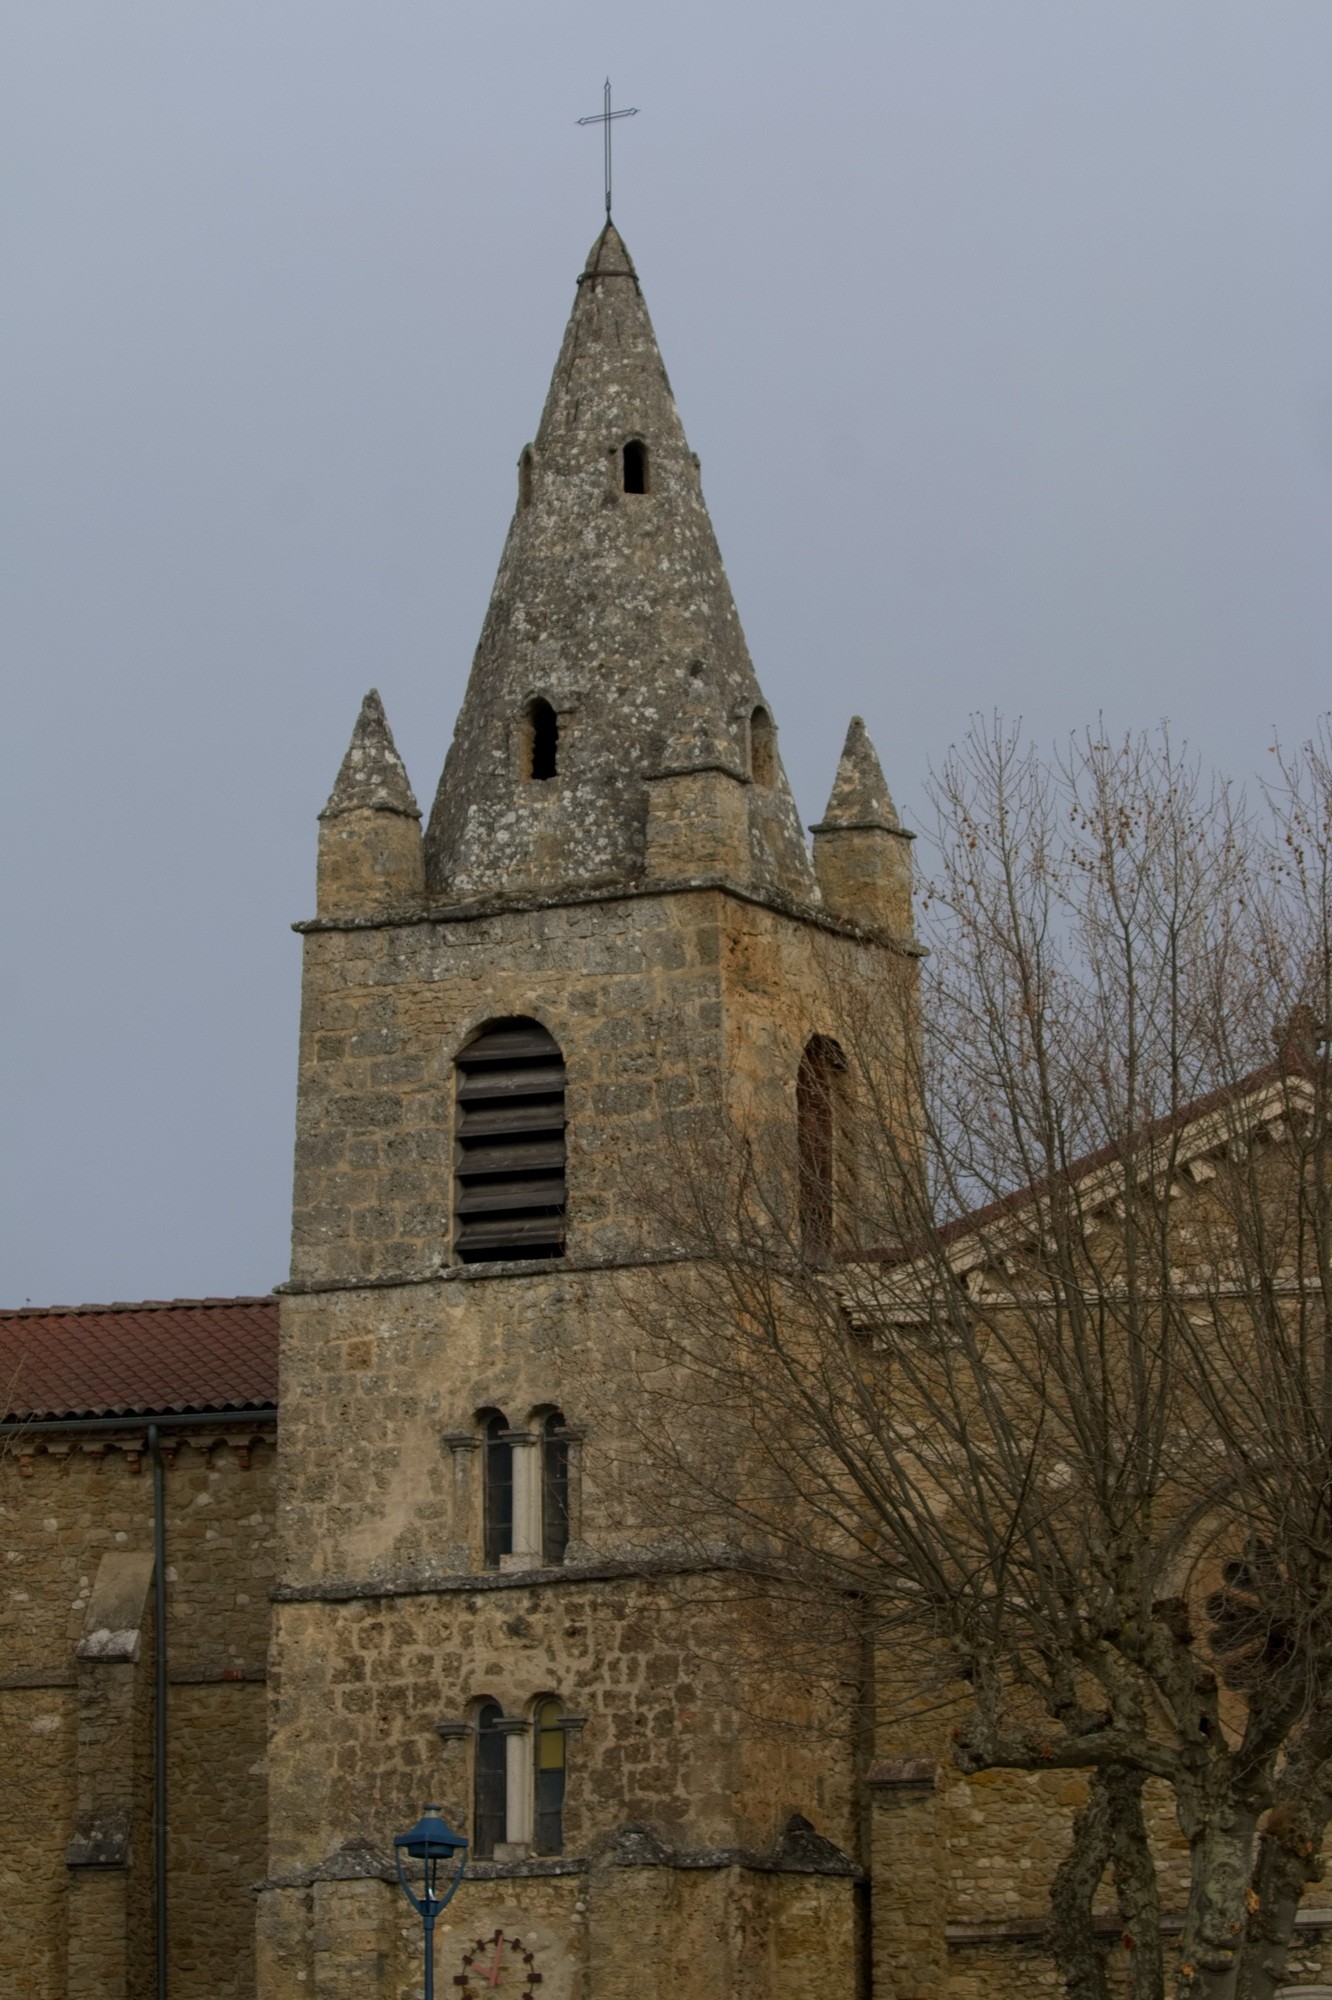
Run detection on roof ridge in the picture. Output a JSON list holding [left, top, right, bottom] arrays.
[[861, 1057, 1295, 1270], [0, 1295, 278, 1319]]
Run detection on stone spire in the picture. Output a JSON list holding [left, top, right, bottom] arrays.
[[644, 668, 751, 880], [815, 716, 901, 832], [322, 690, 420, 820], [424, 222, 815, 906], [655, 670, 749, 781], [811, 717, 913, 938], [317, 690, 423, 918]]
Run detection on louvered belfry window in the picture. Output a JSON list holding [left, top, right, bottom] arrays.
[[454, 1019, 567, 1262]]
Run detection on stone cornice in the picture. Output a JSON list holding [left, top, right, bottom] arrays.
[[271, 1550, 754, 1606], [293, 871, 921, 959], [276, 1250, 692, 1298], [254, 1836, 861, 1894]]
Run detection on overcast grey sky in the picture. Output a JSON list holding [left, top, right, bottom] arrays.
[[3, 3, 1330, 1307]]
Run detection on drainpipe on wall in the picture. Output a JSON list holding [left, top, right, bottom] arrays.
[[148, 1422, 167, 2000]]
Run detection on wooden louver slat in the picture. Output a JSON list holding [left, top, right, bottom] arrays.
[[454, 1019, 567, 1263], [456, 1061, 567, 1101]]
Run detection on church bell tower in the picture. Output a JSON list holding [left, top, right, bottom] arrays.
[[259, 221, 917, 2000]]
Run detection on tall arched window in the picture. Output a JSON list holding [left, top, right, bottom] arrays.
[[518, 445, 534, 512], [454, 1020, 567, 1263], [622, 438, 648, 494], [533, 1699, 566, 1854], [542, 1411, 570, 1566], [798, 1036, 848, 1263], [750, 706, 776, 787], [524, 698, 558, 781], [474, 1701, 508, 1859], [483, 1412, 513, 1568]]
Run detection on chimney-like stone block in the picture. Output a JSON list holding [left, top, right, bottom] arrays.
[[316, 807, 424, 920], [66, 1552, 156, 2000], [812, 824, 913, 938], [645, 768, 750, 882], [869, 1760, 945, 1998]]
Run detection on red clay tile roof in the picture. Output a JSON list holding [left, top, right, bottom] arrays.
[[0, 1298, 279, 1422]]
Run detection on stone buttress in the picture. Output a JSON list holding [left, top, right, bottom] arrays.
[[261, 222, 921, 2000]]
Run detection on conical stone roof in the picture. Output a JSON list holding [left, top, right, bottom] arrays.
[[424, 223, 814, 904], [655, 669, 749, 781], [322, 689, 420, 819], [813, 716, 901, 833]]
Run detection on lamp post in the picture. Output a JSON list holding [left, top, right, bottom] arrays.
[[394, 1805, 468, 2000]]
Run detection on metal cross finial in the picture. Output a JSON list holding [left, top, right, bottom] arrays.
[[577, 78, 639, 219]]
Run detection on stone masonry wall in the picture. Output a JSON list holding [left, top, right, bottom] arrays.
[[257, 1853, 858, 2000], [269, 879, 892, 1996], [0, 1432, 274, 2000], [265, 1578, 854, 1878], [290, 884, 912, 1288]]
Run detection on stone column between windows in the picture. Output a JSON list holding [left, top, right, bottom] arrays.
[[493, 1716, 533, 1856], [501, 1432, 542, 1569], [440, 1433, 479, 1570]]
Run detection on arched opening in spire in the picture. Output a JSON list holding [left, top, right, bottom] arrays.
[[525, 699, 559, 782], [622, 438, 648, 495], [518, 446, 534, 512], [750, 707, 776, 787]]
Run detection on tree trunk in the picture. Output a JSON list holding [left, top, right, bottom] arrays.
[[1176, 1800, 1260, 2000], [1049, 1772, 1114, 2000], [1107, 1767, 1165, 2000], [1234, 1761, 1332, 2000]]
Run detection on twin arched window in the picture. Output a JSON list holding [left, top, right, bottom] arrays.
[[534, 1698, 568, 1852], [482, 1413, 513, 1568], [474, 1700, 509, 1858], [472, 1697, 567, 1858], [454, 1020, 567, 1263], [483, 1407, 571, 1569]]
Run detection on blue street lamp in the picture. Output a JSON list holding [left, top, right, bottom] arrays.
[[394, 1805, 468, 2000]]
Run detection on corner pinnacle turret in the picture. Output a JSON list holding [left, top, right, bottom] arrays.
[[811, 716, 914, 938], [322, 690, 420, 821], [423, 223, 815, 908], [814, 717, 901, 833], [316, 689, 423, 918]]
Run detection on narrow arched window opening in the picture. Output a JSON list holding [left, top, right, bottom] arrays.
[[542, 1411, 570, 1566], [798, 1036, 847, 1264], [483, 1412, 513, 1568], [750, 707, 776, 787], [474, 1701, 508, 1859], [518, 446, 534, 512], [533, 1699, 566, 1855], [455, 1020, 567, 1263], [623, 438, 648, 494], [525, 698, 558, 781]]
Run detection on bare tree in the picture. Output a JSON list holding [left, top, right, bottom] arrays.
[[616, 721, 1332, 2000]]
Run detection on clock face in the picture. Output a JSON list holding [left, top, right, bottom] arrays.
[[454, 1928, 543, 1996]]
